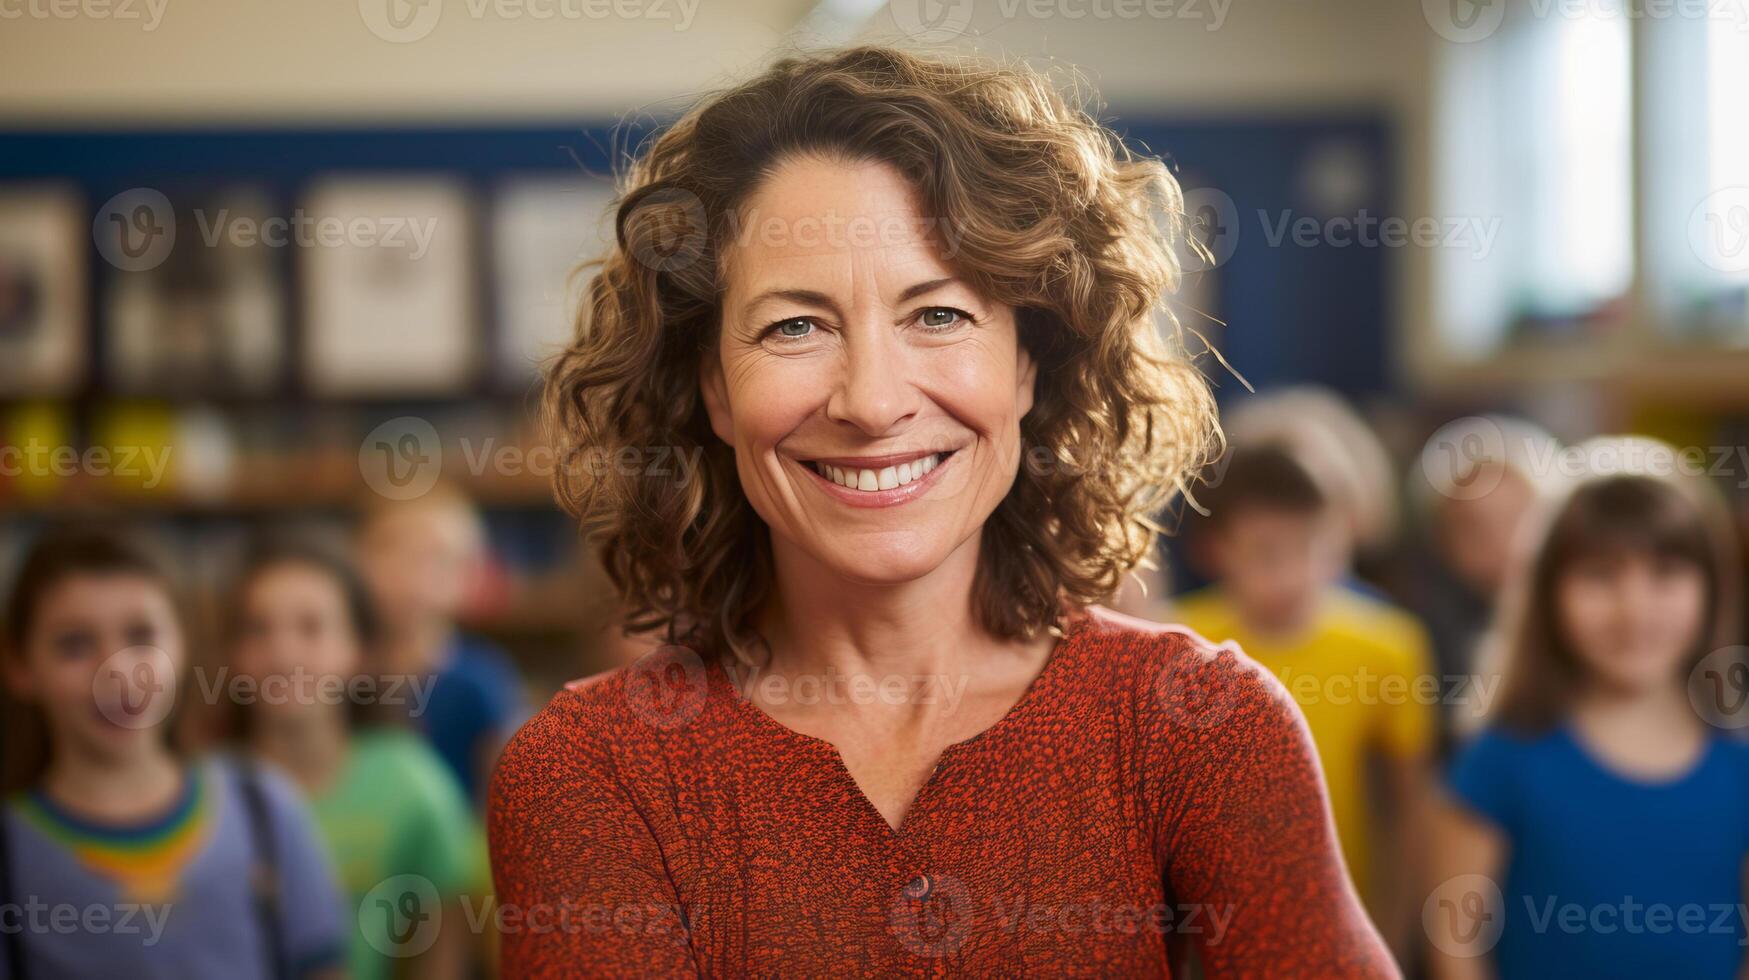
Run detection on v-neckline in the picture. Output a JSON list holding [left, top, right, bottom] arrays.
[[709, 610, 1091, 837]]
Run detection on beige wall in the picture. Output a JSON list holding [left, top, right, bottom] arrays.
[[0, 0, 1436, 385], [0, 0, 1429, 121]]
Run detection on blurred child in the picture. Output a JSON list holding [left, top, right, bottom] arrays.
[[356, 485, 527, 806], [1172, 443, 1436, 959], [1430, 439, 1749, 979], [0, 528, 345, 980], [1224, 385, 1403, 581], [227, 535, 484, 980], [1410, 416, 1559, 755]]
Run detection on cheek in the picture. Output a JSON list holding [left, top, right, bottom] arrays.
[[317, 636, 361, 676], [1660, 576, 1710, 644], [234, 641, 266, 678], [1556, 581, 1621, 659], [726, 359, 819, 444], [939, 342, 1025, 420], [40, 657, 101, 710]]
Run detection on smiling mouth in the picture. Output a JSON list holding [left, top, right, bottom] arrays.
[[801, 451, 955, 492]]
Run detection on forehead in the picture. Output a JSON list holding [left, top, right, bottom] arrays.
[[722, 155, 957, 295], [249, 562, 340, 599], [39, 572, 168, 618]]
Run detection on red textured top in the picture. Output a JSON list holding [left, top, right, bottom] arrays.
[[487, 606, 1397, 978]]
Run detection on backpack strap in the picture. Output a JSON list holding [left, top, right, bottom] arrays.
[[0, 802, 27, 980], [235, 759, 288, 980]]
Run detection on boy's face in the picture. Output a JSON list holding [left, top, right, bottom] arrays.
[[1208, 505, 1349, 636], [1438, 466, 1537, 598], [5, 573, 184, 761], [359, 506, 480, 627]]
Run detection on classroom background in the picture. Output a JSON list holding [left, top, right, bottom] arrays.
[[4, 0, 1749, 975]]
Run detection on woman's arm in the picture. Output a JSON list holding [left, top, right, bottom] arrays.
[[1425, 796, 1506, 980], [1150, 640, 1398, 978], [487, 688, 698, 979]]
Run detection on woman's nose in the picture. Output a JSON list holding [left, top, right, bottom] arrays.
[[826, 326, 920, 434]]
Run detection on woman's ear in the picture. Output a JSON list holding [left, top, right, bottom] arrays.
[[1016, 341, 1039, 420], [699, 349, 735, 445]]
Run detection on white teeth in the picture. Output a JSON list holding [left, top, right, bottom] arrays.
[[811, 453, 946, 492]]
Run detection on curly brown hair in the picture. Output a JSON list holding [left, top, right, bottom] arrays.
[[544, 45, 1221, 661]]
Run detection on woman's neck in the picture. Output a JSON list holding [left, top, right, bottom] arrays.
[[756, 531, 996, 679], [41, 742, 184, 823], [250, 706, 350, 794]]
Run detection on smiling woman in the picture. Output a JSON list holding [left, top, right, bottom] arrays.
[[489, 45, 1397, 978]]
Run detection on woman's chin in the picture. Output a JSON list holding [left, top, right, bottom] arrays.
[[817, 540, 953, 587]]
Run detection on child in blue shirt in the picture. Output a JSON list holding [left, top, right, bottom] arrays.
[[1431, 438, 1749, 979]]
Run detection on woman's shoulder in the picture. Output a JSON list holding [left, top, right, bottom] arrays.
[[490, 657, 690, 797], [1069, 605, 1303, 738]]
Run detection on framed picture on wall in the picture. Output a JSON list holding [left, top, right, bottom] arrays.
[[300, 177, 476, 395], [103, 186, 285, 395], [0, 185, 86, 395], [492, 175, 618, 387]]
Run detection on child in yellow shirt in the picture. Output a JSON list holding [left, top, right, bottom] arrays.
[[1172, 443, 1434, 961]]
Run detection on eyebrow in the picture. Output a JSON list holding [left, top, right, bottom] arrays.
[[738, 277, 963, 323], [896, 277, 959, 303]]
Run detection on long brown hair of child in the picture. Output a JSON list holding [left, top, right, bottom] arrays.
[[1486, 462, 1745, 735], [218, 531, 401, 744]]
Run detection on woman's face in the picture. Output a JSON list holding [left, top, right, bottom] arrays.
[[5, 573, 183, 762], [701, 155, 1036, 587], [234, 562, 363, 720], [1557, 549, 1708, 696]]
